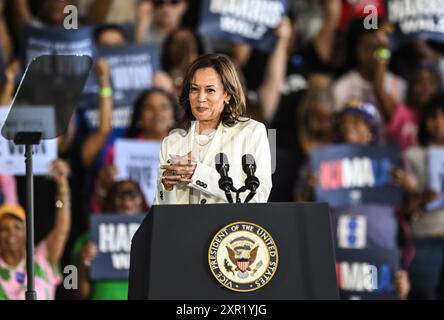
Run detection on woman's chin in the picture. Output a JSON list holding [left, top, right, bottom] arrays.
[[194, 116, 211, 122]]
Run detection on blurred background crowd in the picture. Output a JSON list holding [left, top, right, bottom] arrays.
[[0, 0, 444, 300]]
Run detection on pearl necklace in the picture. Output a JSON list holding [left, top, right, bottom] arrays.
[[196, 131, 215, 146]]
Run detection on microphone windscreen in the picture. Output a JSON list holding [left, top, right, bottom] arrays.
[[215, 153, 229, 166], [242, 154, 255, 167], [215, 153, 229, 174]]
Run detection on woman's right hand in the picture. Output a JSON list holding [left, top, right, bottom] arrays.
[[80, 241, 98, 268]]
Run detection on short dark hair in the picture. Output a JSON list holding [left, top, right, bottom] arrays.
[[418, 93, 444, 146], [94, 24, 128, 44], [179, 53, 248, 131]]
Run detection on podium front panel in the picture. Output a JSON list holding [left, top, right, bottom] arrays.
[[129, 202, 338, 300]]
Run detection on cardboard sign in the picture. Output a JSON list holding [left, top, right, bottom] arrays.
[[114, 139, 161, 205], [198, 0, 288, 52], [90, 213, 145, 280], [335, 247, 401, 300], [388, 0, 444, 44], [310, 144, 402, 208], [22, 25, 94, 66], [0, 108, 57, 175]]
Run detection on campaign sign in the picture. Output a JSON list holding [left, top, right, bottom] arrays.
[[90, 213, 145, 280], [198, 0, 288, 52], [83, 44, 159, 96], [76, 92, 136, 132], [426, 146, 444, 211], [335, 248, 400, 300], [310, 144, 402, 208], [388, 0, 444, 44], [337, 214, 367, 249], [0, 108, 57, 175], [22, 25, 94, 67], [114, 139, 161, 205]]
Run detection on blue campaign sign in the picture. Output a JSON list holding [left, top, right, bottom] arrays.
[[74, 91, 139, 167], [198, 0, 288, 52], [90, 213, 146, 280], [83, 44, 160, 96], [21, 25, 94, 67], [335, 247, 401, 300], [310, 144, 402, 208], [388, 0, 444, 45]]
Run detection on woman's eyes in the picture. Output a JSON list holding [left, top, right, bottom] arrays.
[[190, 87, 216, 93]]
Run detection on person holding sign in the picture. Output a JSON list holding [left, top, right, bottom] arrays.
[[0, 159, 71, 300], [92, 88, 178, 212], [298, 99, 412, 299], [404, 93, 444, 299], [156, 53, 272, 204], [72, 180, 148, 300]]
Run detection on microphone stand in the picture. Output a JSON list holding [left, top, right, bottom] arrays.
[[235, 186, 247, 203]]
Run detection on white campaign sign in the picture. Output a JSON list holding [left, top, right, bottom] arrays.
[[114, 138, 161, 205], [426, 146, 444, 211], [337, 214, 367, 249], [0, 108, 57, 175]]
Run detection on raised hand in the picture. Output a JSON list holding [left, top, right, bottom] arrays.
[[50, 159, 70, 193], [94, 59, 111, 87]]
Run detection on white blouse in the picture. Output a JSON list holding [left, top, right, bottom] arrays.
[[189, 129, 216, 204]]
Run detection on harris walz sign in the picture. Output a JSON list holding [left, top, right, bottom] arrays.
[[90, 213, 145, 280], [198, 0, 288, 52]]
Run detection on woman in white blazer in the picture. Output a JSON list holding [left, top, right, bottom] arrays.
[[153, 53, 272, 205]]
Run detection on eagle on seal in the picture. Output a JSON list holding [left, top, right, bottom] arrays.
[[226, 242, 259, 272]]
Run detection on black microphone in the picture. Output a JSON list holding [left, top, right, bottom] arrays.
[[215, 153, 234, 203], [242, 154, 260, 203]]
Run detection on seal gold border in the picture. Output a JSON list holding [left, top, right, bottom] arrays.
[[208, 221, 279, 293]]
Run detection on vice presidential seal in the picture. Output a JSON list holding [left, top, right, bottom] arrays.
[[208, 221, 278, 292]]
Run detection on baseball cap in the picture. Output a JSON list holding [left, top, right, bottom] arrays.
[[0, 204, 26, 224], [336, 98, 382, 142]]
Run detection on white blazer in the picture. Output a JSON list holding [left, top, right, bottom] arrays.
[[153, 118, 272, 205]]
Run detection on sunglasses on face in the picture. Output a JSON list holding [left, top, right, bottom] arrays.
[[154, 0, 182, 6]]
